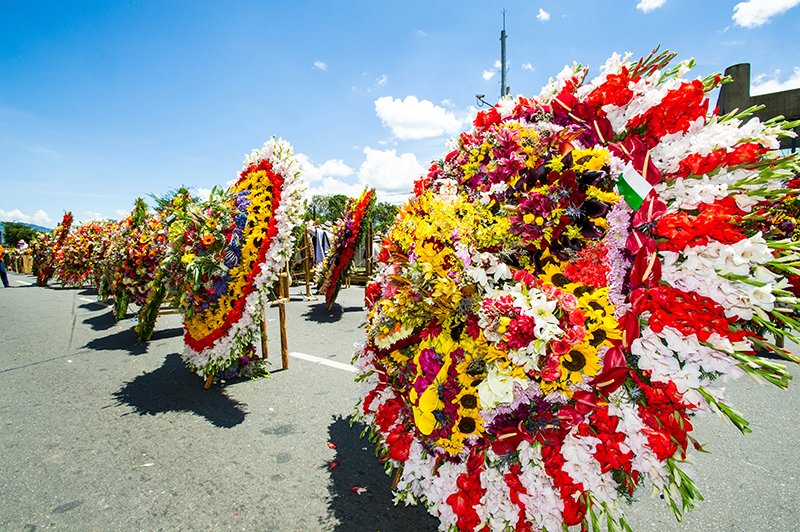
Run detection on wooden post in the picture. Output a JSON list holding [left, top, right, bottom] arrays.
[[203, 372, 214, 389], [365, 224, 374, 280], [303, 229, 313, 300], [279, 266, 290, 370], [391, 466, 403, 491], [260, 305, 269, 360]]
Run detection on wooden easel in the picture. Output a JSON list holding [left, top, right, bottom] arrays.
[[202, 265, 292, 389], [302, 229, 316, 300], [365, 225, 374, 280], [157, 298, 179, 316]]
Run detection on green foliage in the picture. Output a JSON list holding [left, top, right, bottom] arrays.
[[307, 194, 348, 224], [306, 194, 398, 235], [131, 198, 148, 226], [1, 222, 44, 247], [135, 274, 167, 342], [371, 201, 399, 234]]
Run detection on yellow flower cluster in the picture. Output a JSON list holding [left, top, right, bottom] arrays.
[[183, 168, 274, 341]]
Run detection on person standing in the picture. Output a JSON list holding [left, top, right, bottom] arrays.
[[0, 242, 10, 288]]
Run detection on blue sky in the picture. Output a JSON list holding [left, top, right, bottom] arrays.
[[2, 0, 799, 227]]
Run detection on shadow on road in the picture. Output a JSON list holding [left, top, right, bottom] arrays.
[[113, 353, 247, 428], [84, 327, 148, 355], [82, 308, 117, 330], [150, 327, 184, 341], [302, 303, 363, 324], [326, 416, 438, 532]]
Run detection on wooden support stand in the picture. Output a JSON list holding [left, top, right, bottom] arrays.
[[157, 298, 180, 316], [303, 230, 316, 300], [261, 264, 291, 370], [365, 225, 374, 280], [391, 466, 403, 491]]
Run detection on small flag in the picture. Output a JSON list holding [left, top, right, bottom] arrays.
[[617, 163, 653, 211]]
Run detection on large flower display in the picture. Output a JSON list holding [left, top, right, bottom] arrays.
[[56, 221, 113, 287], [134, 188, 194, 343], [162, 137, 305, 380], [105, 199, 168, 320], [354, 50, 800, 530], [32, 212, 73, 286], [316, 187, 376, 309]]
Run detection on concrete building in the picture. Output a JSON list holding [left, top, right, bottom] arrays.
[[716, 63, 800, 151]]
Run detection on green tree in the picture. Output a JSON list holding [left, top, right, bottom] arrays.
[[1, 222, 43, 247], [307, 194, 348, 224], [371, 201, 399, 234]]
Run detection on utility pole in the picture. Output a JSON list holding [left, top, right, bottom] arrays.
[[500, 10, 509, 99], [476, 11, 510, 107]]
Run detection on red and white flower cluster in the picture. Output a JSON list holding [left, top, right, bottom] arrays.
[[354, 49, 800, 531]]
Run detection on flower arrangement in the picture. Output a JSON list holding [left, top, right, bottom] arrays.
[[135, 188, 194, 343], [316, 187, 376, 309], [354, 49, 800, 531], [31, 212, 73, 286], [56, 221, 112, 287], [163, 138, 306, 380], [94, 220, 124, 301], [104, 199, 168, 320]]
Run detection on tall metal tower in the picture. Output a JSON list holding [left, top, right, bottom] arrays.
[[500, 10, 509, 99], [476, 12, 511, 107]]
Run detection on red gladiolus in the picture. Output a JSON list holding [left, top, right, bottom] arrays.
[[474, 107, 501, 130], [626, 80, 708, 147]]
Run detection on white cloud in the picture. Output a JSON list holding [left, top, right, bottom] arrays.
[[494, 59, 502, 69], [482, 69, 496, 81], [357, 147, 424, 192], [636, 0, 667, 13], [115, 209, 128, 218], [313, 60, 328, 71], [733, 0, 800, 27], [375, 74, 388, 87], [522, 62, 535, 71], [305, 177, 365, 200], [537, 8, 551, 21], [83, 211, 104, 221], [32, 210, 51, 225], [751, 66, 800, 95], [440, 98, 454, 108], [192, 187, 212, 202], [0, 208, 52, 225], [374, 96, 465, 140], [295, 153, 354, 183]]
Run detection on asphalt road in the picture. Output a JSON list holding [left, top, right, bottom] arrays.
[[1, 269, 799, 531]]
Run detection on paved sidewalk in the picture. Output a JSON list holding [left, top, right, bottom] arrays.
[[0, 270, 799, 531]]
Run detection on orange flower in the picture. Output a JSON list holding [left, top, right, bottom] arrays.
[[201, 232, 216, 246]]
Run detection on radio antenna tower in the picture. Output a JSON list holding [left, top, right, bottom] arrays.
[[500, 10, 509, 99], [476, 11, 511, 107]]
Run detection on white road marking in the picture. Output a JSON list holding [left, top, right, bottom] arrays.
[[288, 351, 357, 373], [14, 280, 32, 286], [79, 297, 97, 303]]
